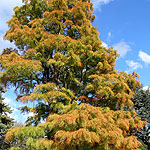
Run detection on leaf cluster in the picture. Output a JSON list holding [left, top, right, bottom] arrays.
[[5, 103, 146, 150]]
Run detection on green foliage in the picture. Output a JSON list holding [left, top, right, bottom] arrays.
[[131, 87, 150, 150], [0, 87, 14, 149], [139, 142, 148, 150], [132, 87, 150, 122]]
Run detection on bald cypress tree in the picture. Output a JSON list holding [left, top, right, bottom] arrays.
[[1, 0, 140, 123], [5, 103, 146, 150], [0, 0, 146, 149]]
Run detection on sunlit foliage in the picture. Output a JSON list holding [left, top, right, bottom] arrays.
[[5, 103, 146, 150], [0, 0, 145, 149]]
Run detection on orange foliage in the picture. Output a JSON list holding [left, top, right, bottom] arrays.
[[5, 103, 146, 150]]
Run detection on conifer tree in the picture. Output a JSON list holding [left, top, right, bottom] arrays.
[[131, 87, 150, 150], [0, 87, 14, 149], [0, 0, 146, 149]]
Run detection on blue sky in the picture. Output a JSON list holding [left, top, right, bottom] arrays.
[[1, 0, 150, 122], [92, 0, 150, 86]]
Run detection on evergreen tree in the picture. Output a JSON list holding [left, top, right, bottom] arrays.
[[131, 87, 150, 150], [0, 0, 146, 149], [0, 87, 14, 149]]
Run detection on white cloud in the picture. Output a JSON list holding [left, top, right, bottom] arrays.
[[107, 32, 111, 42], [143, 86, 150, 91], [139, 50, 150, 64], [92, 0, 114, 10], [28, 112, 34, 117], [113, 41, 131, 57], [92, 0, 114, 5], [4, 97, 12, 105], [101, 41, 108, 48], [126, 60, 143, 70]]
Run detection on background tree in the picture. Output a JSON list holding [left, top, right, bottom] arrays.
[[0, 0, 146, 149], [131, 87, 150, 150], [0, 86, 14, 150]]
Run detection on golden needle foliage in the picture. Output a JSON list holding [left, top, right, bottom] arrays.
[[5, 103, 146, 150]]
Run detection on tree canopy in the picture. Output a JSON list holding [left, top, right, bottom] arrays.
[[0, 0, 140, 112], [0, 0, 146, 149]]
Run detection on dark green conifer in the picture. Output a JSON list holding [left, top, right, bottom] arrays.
[[132, 87, 150, 150], [0, 87, 14, 150]]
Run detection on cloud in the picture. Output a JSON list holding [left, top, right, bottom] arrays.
[[139, 50, 150, 64], [101, 41, 108, 48], [92, 0, 114, 10], [126, 60, 143, 70], [143, 86, 150, 91], [28, 112, 34, 117], [107, 32, 111, 42], [113, 41, 131, 57], [4, 97, 12, 105]]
